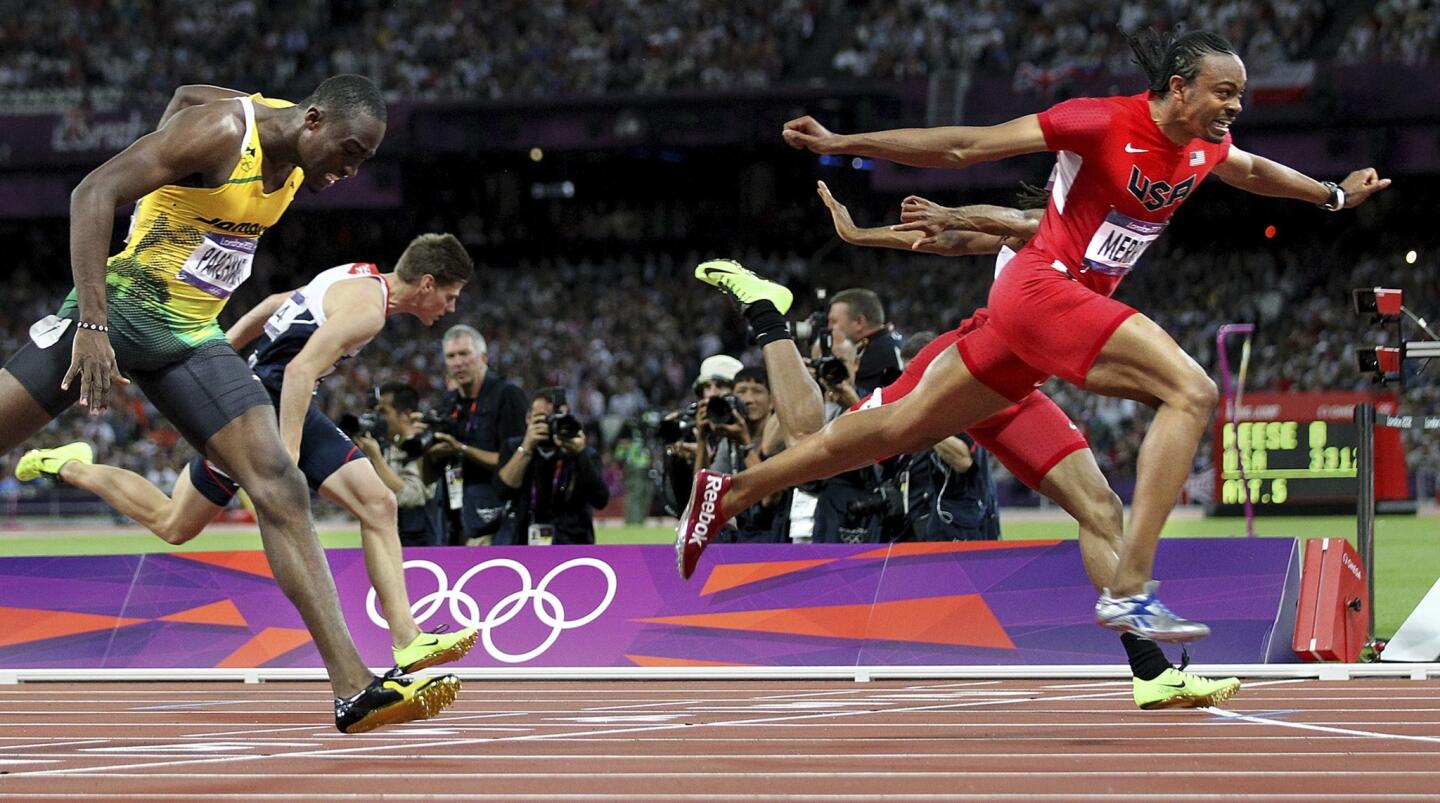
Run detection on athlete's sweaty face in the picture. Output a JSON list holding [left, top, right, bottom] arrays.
[[297, 109, 385, 192], [1177, 53, 1245, 144]]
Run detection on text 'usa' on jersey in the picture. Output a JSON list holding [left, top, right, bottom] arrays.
[[249, 262, 386, 390], [1029, 93, 1232, 297]]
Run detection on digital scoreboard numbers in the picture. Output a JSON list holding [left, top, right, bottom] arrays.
[[1218, 420, 1359, 507], [1210, 392, 1409, 516]]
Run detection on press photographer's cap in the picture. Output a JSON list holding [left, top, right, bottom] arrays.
[[693, 354, 744, 393]]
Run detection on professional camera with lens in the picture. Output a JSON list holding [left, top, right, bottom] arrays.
[[656, 404, 699, 444], [337, 411, 385, 440], [704, 392, 747, 427], [792, 308, 828, 344], [545, 389, 583, 442], [847, 479, 907, 529]]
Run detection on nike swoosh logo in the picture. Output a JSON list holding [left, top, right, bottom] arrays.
[[701, 267, 731, 279], [1124, 143, 1148, 153], [415, 638, 440, 648], [1158, 682, 1187, 688]]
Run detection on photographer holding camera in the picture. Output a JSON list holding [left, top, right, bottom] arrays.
[[495, 388, 609, 545], [354, 381, 444, 547], [827, 288, 903, 396], [890, 332, 1001, 541], [427, 325, 528, 545]]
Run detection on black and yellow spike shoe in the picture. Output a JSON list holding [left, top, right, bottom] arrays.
[[335, 673, 461, 734]]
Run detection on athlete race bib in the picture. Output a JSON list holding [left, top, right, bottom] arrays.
[[176, 232, 257, 298], [1081, 210, 1166, 277]]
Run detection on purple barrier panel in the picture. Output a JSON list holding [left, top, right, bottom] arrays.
[[856, 538, 1302, 666], [0, 539, 1300, 670]]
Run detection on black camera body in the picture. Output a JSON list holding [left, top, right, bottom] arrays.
[[657, 405, 699, 444], [541, 388, 583, 443], [338, 411, 385, 440], [847, 479, 907, 525], [704, 392, 747, 427]]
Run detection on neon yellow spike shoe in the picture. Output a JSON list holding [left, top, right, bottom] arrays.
[[15, 442, 94, 482], [1134, 667, 1242, 710], [392, 626, 479, 674], [695, 259, 794, 315], [335, 673, 461, 734]]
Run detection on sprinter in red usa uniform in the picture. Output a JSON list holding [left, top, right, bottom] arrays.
[[677, 29, 1390, 646]]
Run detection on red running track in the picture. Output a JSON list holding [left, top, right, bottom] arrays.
[[1, 678, 1439, 800]]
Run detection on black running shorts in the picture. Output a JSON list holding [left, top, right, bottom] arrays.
[[5, 314, 271, 451]]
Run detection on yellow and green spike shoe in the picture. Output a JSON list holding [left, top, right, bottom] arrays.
[[695, 259, 794, 315], [15, 442, 94, 482], [392, 626, 479, 675], [1134, 667, 1241, 710]]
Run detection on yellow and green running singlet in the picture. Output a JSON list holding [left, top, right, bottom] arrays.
[[59, 94, 303, 368]]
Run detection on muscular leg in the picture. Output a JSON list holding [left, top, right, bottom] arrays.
[[58, 461, 218, 545], [726, 347, 1011, 512], [206, 406, 373, 697], [0, 371, 62, 455], [1083, 314, 1218, 596], [1036, 449, 1125, 592], [318, 459, 421, 649], [761, 340, 823, 443]]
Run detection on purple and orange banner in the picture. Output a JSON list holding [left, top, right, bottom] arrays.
[[0, 539, 1301, 669]]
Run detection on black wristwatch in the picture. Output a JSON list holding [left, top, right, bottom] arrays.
[[1319, 181, 1346, 211]]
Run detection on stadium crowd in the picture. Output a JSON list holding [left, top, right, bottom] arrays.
[[2, 0, 1434, 112]]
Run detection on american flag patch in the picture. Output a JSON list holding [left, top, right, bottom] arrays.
[[1190, 150, 1206, 166]]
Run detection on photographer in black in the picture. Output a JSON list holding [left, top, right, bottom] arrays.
[[712, 366, 790, 542], [827, 288, 903, 397], [808, 288, 903, 543], [427, 325, 528, 545], [495, 388, 609, 545], [354, 381, 444, 547], [891, 332, 1001, 541]]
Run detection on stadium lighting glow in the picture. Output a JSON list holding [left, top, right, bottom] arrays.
[[1264, 225, 1276, 239], [1406, 250, 1418, 264], [529, 147, 544, 162]]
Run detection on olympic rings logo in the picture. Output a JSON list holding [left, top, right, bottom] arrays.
[[365, 557, 617, 663]]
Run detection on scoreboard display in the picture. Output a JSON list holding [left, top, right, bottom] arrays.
[[1211, 392, 1409, 514], [1217, 419, 1358, 506]]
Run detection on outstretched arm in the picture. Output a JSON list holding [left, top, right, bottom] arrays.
[[784, 114, 1049, 169], [896, 195, 1042, 239], [226, 290, 294, 351], [158, 85, 248, 129], [816, 181, 1020, 257], [1212, 147, 1391, 208]]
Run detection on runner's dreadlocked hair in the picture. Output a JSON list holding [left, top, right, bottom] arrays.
[[1121, 27, 1238, 95], [1014, 182, 1050, 210]]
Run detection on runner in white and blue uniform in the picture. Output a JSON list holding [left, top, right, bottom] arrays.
[[27, 233, 481, 676]]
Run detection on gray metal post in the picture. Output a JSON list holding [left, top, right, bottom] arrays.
[[1354, 401, 1376, 642]]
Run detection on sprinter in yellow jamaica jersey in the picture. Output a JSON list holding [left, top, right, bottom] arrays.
[[0, 75, 460, 734]]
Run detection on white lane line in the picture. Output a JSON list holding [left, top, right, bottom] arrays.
[[12, 719, 1440, 731], [0, 687, 1131, 777], [1208, 707, 1440, 745], [6, 751, 1438, 761], [0, 794, 1434, 800], [10, 682, 1428, 778], [16, 777, 1440, 782]]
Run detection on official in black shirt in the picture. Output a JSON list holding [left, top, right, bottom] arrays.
[[427, 325, 528, 545], [828, 288, 903, 396], [494, 388, 610, 545]]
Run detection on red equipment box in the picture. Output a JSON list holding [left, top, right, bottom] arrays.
[[1293, 538, 1369, 662]]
